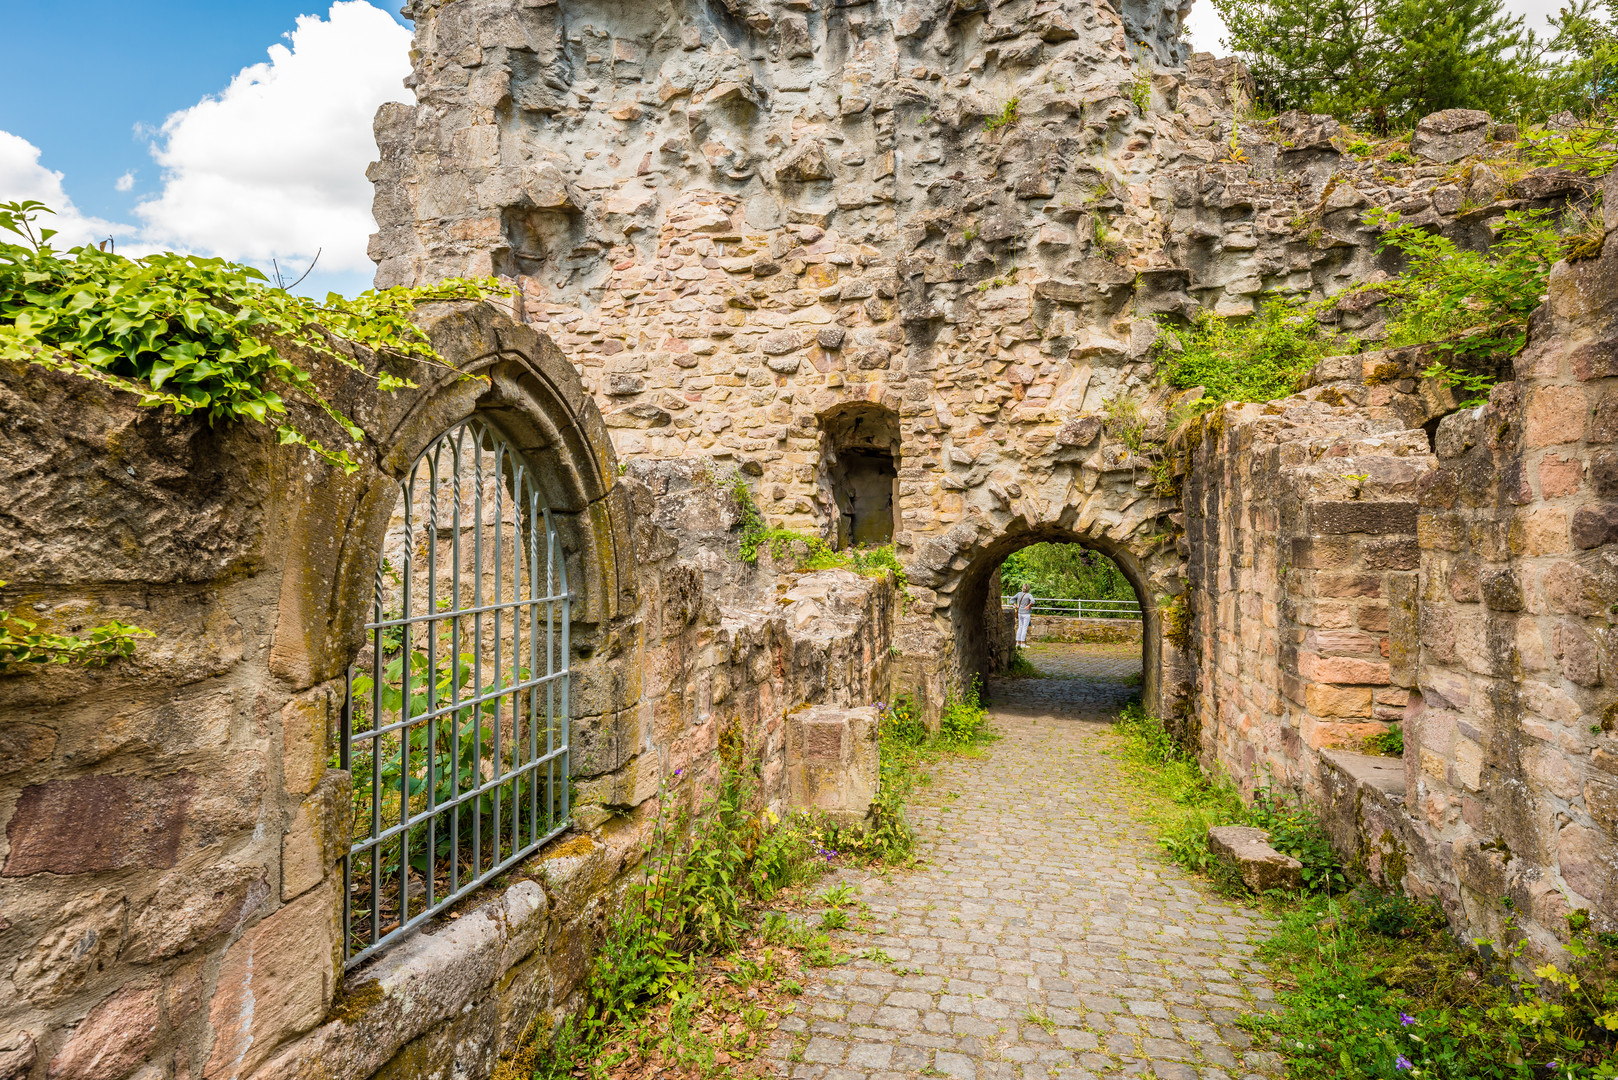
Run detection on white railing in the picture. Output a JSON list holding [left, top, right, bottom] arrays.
[[1002, 597, 1143, 619]]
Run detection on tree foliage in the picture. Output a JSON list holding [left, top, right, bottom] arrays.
[[999, 543, 1136, 604], [0, 201, 508, 472], [1214, 0, 1616, 127]]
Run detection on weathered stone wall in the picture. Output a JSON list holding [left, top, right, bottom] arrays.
[[1027, 614, 1143, 643], [1394, 177, 1618, 956], [367, 0, 1594, 723], [1181, 182, 1618, 953], [0, 305, 896, 1080], [1183, 393, 1435, 791]]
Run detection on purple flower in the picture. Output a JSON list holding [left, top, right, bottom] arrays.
[[672, 769, 682, 778], [1395, 1055, 1413, 1070], [1399, 1013, 1416, 1027]]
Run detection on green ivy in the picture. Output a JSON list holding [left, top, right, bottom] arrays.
[[0, 201, 507, 472], [0, 581, 151, 668]]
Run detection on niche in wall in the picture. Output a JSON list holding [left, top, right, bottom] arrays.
[[818, 403, 900, 549]]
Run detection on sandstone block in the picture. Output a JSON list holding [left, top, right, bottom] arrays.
[[1207, 826, 1302, 892], [3, 773, 195, 877], [1305, 683, 1372, 718], [205, 881, 339, 1079], [1410, 109, 1491, 163], [126, 862, 271, 963], [1309, 501, 1417, 535], [1524, 385, 1585, 447], [785, 705, 879, 825], [282, 770, 353, 901], [281, 685, 333, 798], [46, 981, 162, 1080]]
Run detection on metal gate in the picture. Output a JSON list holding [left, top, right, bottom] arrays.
[[340, 416, 571, 967]]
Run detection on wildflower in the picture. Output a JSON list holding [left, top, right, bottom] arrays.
[[1399, 1012, 1416, 1027], [1395, 1055, 1413, 1070]]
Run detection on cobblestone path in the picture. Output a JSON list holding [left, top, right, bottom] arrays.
[[991, 645, 1144, 720], [768, 654, 1280, 1080]]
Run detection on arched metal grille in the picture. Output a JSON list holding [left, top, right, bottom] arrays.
[[340, 417, 570, 967]]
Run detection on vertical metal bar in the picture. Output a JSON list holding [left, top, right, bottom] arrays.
[[424, 440, 440, 912], [556, 507, 571, 826], [471, 423, 485, 878], [449, 422, 467, 897], [370, 553, 385, 948], [491, 432, 504, 862], [341, 665, 354, 962], [544, 501, 556, 831], [398, 462, 416, 930], [520, 465, 538, 847]]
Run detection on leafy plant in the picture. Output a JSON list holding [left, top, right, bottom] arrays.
[[1159, 298, 1344, 408], [1130, 73, 1152, 114], [1243, 892, 1618, 1079], [1373, 207, 1562, 363], [984, 96, 1022, 132], [1365, 723, 1405, 757], [0, 581, 151, 669], [0, 201, 505, 472]]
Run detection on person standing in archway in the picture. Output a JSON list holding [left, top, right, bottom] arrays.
[[1011, 584, 1036, 648]]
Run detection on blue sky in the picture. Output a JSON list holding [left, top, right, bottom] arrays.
[[0, 1, 411, 297]]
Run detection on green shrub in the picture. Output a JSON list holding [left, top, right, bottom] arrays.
[[1112, 705, 1347, 895], [984, 96, 1021, 132], [939, 677, 992, 747], [1159, 298, 1344, 407], [0, 201, 501, 472], [1366, 723, 1405, 757], [728, 475, 908, 590], [1243, 892, 1618, 1079]]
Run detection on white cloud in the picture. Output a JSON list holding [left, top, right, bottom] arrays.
[[0, 130, 133, 248], [134, 1, 411, 273], [115, 171, 135, 192]]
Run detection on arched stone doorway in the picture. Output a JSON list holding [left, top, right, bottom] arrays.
[[897, 489, 1187, 723], [952, 528, 1163, 716]]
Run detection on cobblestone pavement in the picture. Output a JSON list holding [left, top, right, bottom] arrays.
[[988, 644, 1145, 720], [767, 659, 1280, 1080]]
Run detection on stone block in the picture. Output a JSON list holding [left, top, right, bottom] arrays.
[[126, 862, 271, 963], [1410, 109, 1491, 162], [1309, 501, 1418, 535], [1524, 385, 1586, 447], [3, 773, 196, 877], [1207, 826, 1302, 892], [10, 889, 125, 1007], [205, 881, 340, 1079], [1301, 653, 1391, 685], [282, 769, 353, 901], [281, 685, 334, 798], [1305, 683, 1372, 718], [46, 981, 162, 1080], [785, 705, 879, 824]]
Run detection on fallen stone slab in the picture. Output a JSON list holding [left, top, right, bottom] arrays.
[[1208, 825, 1303, 892]]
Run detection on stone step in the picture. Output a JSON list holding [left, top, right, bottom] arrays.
[[1208, 825, 1303, 892]]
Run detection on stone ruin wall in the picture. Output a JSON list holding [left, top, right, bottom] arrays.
[[3, 0, 1617, 1077], [0, 306, 896, 1080], [1181, 175, 1618, 960]]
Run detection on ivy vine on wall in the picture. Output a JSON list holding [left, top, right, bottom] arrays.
[[0, 202, 512, 668], [0, 200, 508, 473]]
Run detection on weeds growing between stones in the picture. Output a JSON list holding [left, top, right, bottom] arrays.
[[1108, 707, 1618, 1078]]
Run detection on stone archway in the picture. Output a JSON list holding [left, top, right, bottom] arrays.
[[894, 466, 1188, 723], [951, 527, 1159, 709]]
